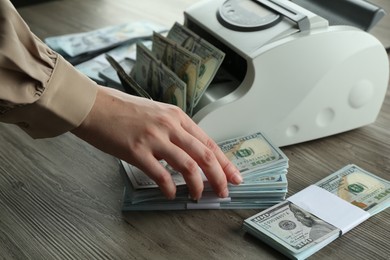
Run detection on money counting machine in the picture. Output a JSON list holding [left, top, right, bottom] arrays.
[[186, 0, 389, 146]]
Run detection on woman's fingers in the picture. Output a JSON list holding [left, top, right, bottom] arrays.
[[73, 86, 242, 200]]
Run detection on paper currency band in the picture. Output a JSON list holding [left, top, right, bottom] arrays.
[[287, 185, 370, 235]]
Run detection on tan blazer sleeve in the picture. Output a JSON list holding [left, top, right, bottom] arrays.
[[0, 0, 98, 138]]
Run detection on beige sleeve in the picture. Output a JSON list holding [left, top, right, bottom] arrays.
[[0, 0, 98, 138]]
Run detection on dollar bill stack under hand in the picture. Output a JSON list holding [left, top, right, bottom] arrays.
[[119, 132, 289, 211], [243, 164, 390, 260]]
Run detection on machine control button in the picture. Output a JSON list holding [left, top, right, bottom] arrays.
[[348, 80, 374, 109], [316, 107, 335, 127]]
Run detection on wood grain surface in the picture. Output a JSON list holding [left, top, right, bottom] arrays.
[[1, 0, 389, 259]]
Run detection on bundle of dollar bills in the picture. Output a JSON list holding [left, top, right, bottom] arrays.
[[243, 164, 390, 260], [119, 132, 289, 211], [129, 22, 226, 116]]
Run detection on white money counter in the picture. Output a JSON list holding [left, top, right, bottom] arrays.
[[187, 0, 389, 146]]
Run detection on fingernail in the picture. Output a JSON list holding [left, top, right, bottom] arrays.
[[232, 174, 243, 184], [166, 193, 176, 200], [189, 193, 201, 201], [219, 187, 229, 198]]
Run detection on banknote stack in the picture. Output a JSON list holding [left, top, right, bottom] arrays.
[[119, 132, 289, 211], [129, 22, 226, 116], [243, 164, 390, 260]]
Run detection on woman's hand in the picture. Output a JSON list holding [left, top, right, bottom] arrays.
[[71, 86, 242, 200]]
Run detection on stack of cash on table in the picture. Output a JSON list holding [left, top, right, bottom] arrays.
[[243, 164, 390, 259], [120, 132, 289, 210]]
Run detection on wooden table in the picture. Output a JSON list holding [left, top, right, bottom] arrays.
[[1, 0, 389, 259]]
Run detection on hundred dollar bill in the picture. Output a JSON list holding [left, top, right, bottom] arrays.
[[167, 22, 225, 105], [218, 132, 288, 176], [75, 59, 107, 85], [98, 58, 135, 87], [244, 165, 390, 259], [131, 43, 187, 111], [44, 36, 69, 57], [316, 164, 390, 215], [152, 32, 201, 116], [75, 41, 141, 84], [122, 160, 196, 189], [105, 54, 152, 99], [233, 174, 288, 190], [244, 200, 339, 256], [46, 21, 166, 57]]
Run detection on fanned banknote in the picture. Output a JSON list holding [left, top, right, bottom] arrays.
[[152, 32, 201, 115], [243, 164, 390, 259], [167, 22, 225, 105], [218, 132, 289, 177], [131, 43, 187, 111], [105, 54, 152, 99], [98, 58, 135, 87], [45, 21, 166, 57]]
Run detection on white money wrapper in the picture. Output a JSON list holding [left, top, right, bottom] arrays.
[[287, 185, 370, 235], [186, 203, 221, 210]]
